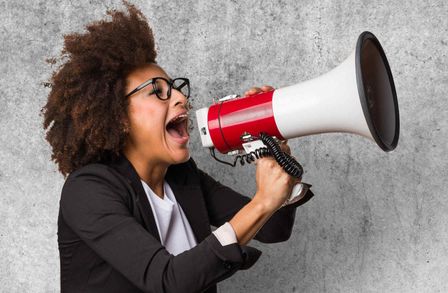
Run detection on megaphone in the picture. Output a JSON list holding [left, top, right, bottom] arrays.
[[196, 31, 399, 154]]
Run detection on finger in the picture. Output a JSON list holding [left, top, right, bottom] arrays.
[[279, 143, 291, 155], [280, 146, 290, 155], [260, 85, 275, 92], [244, 87, 262, 96]]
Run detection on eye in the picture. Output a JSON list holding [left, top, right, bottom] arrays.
[[148, 88, 162, 96], [149, 81, 163, 96]]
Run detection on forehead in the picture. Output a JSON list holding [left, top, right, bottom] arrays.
[[126, 63, 170, 90]]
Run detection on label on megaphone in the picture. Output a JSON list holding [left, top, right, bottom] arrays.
[[241, 140, 266, 154]]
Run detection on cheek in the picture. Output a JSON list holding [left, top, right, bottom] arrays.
[[128, 103, 165, 138]]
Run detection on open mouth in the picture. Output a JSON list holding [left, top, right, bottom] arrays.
[[166, 113, 189, 143]]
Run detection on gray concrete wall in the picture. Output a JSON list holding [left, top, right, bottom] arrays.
[[1, 0, 447, 292]]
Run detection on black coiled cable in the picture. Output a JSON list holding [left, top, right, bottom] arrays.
[[236, 146, 270, 165], [210, 132, 304, 179]]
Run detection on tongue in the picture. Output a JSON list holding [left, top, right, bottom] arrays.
[[167, 122, 186, 138], [167, 127, 182, 138]]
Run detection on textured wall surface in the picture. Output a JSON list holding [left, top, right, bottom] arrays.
[[1, 0, 447, 292]]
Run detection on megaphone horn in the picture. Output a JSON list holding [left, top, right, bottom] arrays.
[[196, 31, 400, 155]]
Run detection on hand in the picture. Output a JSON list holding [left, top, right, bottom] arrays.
[[243, 85, 298, 209], [243, 85, 275, 97], [253, 156, 298, 212]]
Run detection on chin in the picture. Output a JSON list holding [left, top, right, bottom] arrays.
[[170, 149, 191, 165]]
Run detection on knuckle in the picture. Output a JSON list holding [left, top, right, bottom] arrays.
[[260, 158, 274, 168], [259, 158, 268, 166]]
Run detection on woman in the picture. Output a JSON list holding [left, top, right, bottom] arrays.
[[42, 2, 313, 292]]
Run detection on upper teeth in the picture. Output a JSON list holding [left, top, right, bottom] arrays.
[[170, 114, 187, 123]]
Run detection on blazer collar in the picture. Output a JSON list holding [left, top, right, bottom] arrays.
[[109, 152, 210, 243]]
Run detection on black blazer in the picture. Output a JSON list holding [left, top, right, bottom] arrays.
[[58, 152, 313, 293]]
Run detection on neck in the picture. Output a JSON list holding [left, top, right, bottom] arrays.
[[123, 145, 168, 199]]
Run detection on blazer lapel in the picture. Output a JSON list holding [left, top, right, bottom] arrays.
[[109, 153, 161, 242], [166, 163, 211, 243], [109, 153, 211, 244]]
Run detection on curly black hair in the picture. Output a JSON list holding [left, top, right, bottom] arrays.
[[41, 1, 157, 178]]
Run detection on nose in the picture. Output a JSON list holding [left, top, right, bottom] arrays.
[[171, 88, 189, 109]]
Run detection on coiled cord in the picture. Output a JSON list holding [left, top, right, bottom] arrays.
[[209, 132, 304, 179], [236, 146, 270, 165]]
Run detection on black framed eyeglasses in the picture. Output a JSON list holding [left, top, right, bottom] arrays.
[[125, 77, 190, 100]]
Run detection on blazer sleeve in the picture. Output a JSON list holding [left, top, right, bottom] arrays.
[[60, 164, 261, 293], [191, 159, 314, 243]]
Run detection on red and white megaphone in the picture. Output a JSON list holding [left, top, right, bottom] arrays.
[[195, 31, 399, 204], [196, 31, 399, 153]]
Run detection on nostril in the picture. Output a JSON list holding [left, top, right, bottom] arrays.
[[174, 100, 189, 110]]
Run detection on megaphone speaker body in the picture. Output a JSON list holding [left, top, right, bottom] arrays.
[[196, 31, 399, 154]]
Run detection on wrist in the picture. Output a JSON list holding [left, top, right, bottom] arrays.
[[251, 193, 279, 214], [229, 195, 277, 245]]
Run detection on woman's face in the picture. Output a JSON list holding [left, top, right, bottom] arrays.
[[124, 63, 190, 166]]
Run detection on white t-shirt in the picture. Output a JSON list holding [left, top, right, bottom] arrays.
[[141, 180, 198, 255]]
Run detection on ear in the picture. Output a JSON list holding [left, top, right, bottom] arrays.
[[121, 118, 131, 134]]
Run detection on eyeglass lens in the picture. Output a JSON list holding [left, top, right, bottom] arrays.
[[153, 78, 189, 100]]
